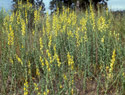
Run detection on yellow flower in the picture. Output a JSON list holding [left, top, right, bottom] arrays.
[[46, 13, 50, 35], [45, 59, 51, 72], [24, 80, 28, 95], [60, 85, 63, 88], [97, 16, 108, 32], [80, 17, 87, 31], [57, 56, 61, 67], [101, 36, 105, 43], [8, 25, 14, 45], [34, 83, 38, 91], [9, 58, 14, 64], [34, 10, 38, 24], [21, 19, 26, 36], [107, 49, 116, 80], [39, 37, 43, 51], [16, 54, 23, 65], [28, 61, 31, 75], [40, 56, 44, 67], [63, 74, 67, 80], [67, 52, 74, 70], [47, 89, 49, 94], [71, 88, 74, 95], [36, 66, 40, 77]]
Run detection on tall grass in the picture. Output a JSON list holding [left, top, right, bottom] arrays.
[[0, 1, 125, 95]]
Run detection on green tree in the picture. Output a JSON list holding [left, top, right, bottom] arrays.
[[12, 0, 45, 11], [50, 0, 108, 11]]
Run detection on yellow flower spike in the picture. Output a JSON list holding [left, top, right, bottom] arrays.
[[75, 30, 80, 47], [39, 37, 43, 51], [106, 8, 109, 16], [24, 79, 28, 95], [21, 19, 26, 36], [46, 50, 52, 62], [97, 16, 107, 32], [43, 92, 46, 95], [34, 10, 37, 24], [80, 17, 87, 31], [47, 89, 49, 94], [101, 36, 105, 43], [57, 56, 61, 67], [34, 83, 38, 91], [46, 12, 50, 35], [32, 29, 35, 36], [15, 54, 23, 65], [8, 25, 14, 46], [67, 52, 74, 70], [45, 59, 51, 72], [60, 85, 63, 88], [107, 49, 116, 80], [40, 56, 44, 67], [36, 66, 40, 77], [16, 11, 21, 24], [28, 61, 31, 75], [63, 74, 67, 80], [71, 88, 74, 95], [10, 12, 14, 23], [90, 3, 95, 31], [9, 58, 14, 64]]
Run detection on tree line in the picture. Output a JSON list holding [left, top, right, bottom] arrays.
[[12, 0, 109, 12]]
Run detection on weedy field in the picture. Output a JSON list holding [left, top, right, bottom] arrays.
[[0, 1, 125, 95]]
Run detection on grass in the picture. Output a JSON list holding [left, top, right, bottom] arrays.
[[0, 1, 125, 95]]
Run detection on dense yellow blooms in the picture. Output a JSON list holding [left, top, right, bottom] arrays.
[[8, 25, 14, 45], [80, 17, 87, 31], [97, 16, 108, 32], [67, 30, 73, 39]]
